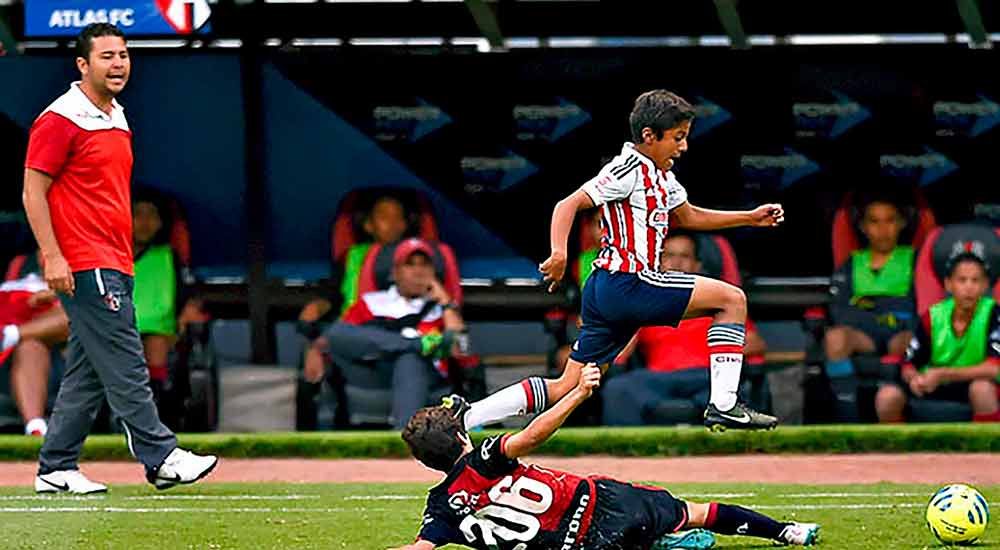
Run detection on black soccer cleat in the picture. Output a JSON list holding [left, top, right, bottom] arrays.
[[441, 394, 472, 432], [704, 402, 778, 432]]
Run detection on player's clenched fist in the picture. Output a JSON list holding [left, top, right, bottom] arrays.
[[749, 203, 785, 227], [539, 250, 567, 293], [576, 364, 602, 397]]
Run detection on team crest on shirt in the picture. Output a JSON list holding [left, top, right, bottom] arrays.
[[649, 208, 670, 228], [103, 293, 121, 312]]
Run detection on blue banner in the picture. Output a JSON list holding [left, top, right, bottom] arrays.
[[25, 0, 211, 37]]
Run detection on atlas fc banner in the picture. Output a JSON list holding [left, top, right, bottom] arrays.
[[25, 0, 211, 37]]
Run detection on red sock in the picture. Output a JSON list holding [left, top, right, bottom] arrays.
[[148, 363, 168, 382]]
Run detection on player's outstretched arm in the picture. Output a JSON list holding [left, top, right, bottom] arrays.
[[503, 364, 601, 459], [670, 202, 784, 231], [539, 190, 595, 293]]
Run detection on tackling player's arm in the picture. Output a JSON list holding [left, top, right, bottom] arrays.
[[670, 202, 784, 231], [540, 190, 595, 293], [503, 364, 601, 459]]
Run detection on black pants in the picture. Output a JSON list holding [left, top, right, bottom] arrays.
[[39, 269, 176, 476]]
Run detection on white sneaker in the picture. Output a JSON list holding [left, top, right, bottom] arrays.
[[778, 522, 820, 545], [153, 448, 218, 490], [35, 470, 107, 495]]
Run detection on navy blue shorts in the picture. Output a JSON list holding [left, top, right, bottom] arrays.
[[570, 269, 695, 365]]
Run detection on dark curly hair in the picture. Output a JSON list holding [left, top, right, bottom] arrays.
[[401, 406, 465, 473], [629, 90, 695, 142]]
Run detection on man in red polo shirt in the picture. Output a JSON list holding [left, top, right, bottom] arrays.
[[22, 23, 216, 494], [602, 232, 767, 425]]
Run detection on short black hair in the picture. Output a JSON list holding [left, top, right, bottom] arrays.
[[629, 90, 695, 142], [945, 251, 990, 280], [132, 186, 174, 245], [401, 406, 465, 473], [76, 23, 126, 61]]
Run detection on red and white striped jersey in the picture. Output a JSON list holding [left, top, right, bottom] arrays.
[[580, 143, 688, 273]]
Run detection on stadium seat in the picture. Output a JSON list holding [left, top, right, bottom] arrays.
[[913, 223, 1000, 317]]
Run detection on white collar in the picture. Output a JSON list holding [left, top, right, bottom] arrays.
[[623, 142, 671, 178], [68, 81, 123, 121]]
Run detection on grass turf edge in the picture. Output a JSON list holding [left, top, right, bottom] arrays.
[[0, 423, 997, 461]]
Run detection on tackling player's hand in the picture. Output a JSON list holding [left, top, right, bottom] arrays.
[[43, 253, 74, 297], [575, 363, 601, 398], [749, 203, 784, 227], [539, 251, 567, 293]]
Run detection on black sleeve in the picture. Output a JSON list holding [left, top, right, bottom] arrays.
[[467, 434, 519, 479], [416, 506, 463, 546], [905, 315, 931, 369], [828, 260, 853, 325], [987, 304, 1000, 360]]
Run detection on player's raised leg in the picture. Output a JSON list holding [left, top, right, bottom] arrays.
[[682, 275, 778, 431]]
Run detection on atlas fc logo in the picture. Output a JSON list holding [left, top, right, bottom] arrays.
[[103, 293, 121, 312]]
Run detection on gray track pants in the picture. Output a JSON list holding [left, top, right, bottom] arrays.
[[38, 269, 177, 477]]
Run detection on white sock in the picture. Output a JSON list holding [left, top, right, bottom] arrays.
[[2, 324, 20, 351], [24, 418, 47, 436], [464, 376, 547, 430], [707, 324, 746, 411], [709, 353, 741, 410]]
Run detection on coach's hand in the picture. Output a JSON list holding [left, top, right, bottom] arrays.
[[749, 203, 785, 227], [575, 364, 602, 398], [43, 253, 74, 297], [539, 250, 567, 293]]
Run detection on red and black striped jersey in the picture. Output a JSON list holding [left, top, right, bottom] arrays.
[[417, 434, 597, 550]]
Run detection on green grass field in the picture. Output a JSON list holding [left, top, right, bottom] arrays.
[[0, 482, 993, 549]]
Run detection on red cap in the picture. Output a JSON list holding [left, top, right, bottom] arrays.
[[393, 238, 435, 266]]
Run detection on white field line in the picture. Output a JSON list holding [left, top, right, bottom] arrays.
[[0, 503, 974, 513], [124, 495, 322, 501], [344, 492, 932, 501], [0, 495, 321, 501], [0, 507, 389, 513]]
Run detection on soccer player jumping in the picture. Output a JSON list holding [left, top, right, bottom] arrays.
[[448, 90, 784, 432]]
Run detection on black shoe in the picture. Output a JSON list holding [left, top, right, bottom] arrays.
[[441, 394, 471, 431], [703, 402, 778, 432]]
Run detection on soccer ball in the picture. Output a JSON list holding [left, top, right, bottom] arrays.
[[926, 484, 990, 545]]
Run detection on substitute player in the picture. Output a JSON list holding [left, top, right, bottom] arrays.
[[447, 90, 782, 432], [390, 365, 819, 550], [23, 23, 216, 494]]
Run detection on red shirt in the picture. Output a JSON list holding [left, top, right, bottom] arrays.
[[637, 318, 758, 373], [25, 83, 134, 275]]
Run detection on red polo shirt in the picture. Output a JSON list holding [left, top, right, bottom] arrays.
[[25, 82, 134, 275]]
